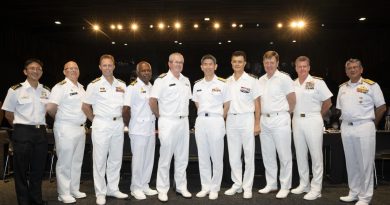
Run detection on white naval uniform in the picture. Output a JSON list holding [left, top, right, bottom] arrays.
[[192, 75, 231, 193], [83, 76, 126, 196], [336, 77, 385, 204], [49, 78, 87, 197], [150, 70, 192, 194], [226, 72, 260, 192], [258, 70, 294, 190], [124, 78, 156, 193], [292, 75, 333, 194]]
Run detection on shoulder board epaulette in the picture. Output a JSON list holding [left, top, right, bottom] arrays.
[[363, 78, 375, 85], [117, 79, 125, 84], [91, 77, 101, 83], [11, 83, 22, 90], [248, 73, 259, 79], [43, 85, 51, 91], [130, 80, 137, 86], [217, 77, 227, 82], [194, 78, 203, 84], [339, 81, 348, 88], [58, 80, 67, 85], [312, 76, 323, 80], [279, 71, 290, 76], [158, 73, 167, 78]]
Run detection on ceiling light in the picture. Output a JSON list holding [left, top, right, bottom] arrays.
[[290, 22, 297, 28], [130, 23, 138, 31], [193, 23, 199, 28], [110, 24, 116, 30], [292, 40, 297, 43], [214, 22, 220, 29], [178, 42, 182, 45], [297, 21, 305, 28], [204, 17, 210, 21], [321, 23, 325, 27], [124, 43, 128, 46], [158, 22, 165, 29], [359, 17, 366, 21], [149, 24, 154, 28], [256, 24, 260, 27], [117, 24, 123, 30], [227, 40, 232, 43], [93, 24, 100, 31], [239, 24, 243, 28], [54, 21, 61, 25], [218, 42, 222, 45], [174, 22, 181, 29], [270, 41, 274, 45], [277, 23, 283, 28], [232, 23, 237, 28], [174, 40, 178, 43], [111, 41, 115, 45]]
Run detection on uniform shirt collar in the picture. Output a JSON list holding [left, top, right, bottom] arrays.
[[65, 77, 83, 88], [22, 80, 42, 89], [231, 71, 249, 81], [167, 69, 184, 80], [347, 77, 363, 86], [136, 77, 150, 86], [201, 75, 218, 84], [100, 75, 119, 85]]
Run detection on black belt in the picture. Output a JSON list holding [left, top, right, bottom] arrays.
[[15, 124, 46, 129]]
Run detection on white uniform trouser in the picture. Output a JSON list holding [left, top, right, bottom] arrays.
[[54, 122, 86, 196], [260, 112, 292, 190], [91, 117, 124, 196], [195, 116, 225, 192], [156, 116, 189, 193], [226, 113, 255, 192], [130, 134, 155, 192], [292, 113, 323, 193], [341, 120, 375, 204]]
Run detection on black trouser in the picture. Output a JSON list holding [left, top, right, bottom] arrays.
[[12, 124, 47, 205]]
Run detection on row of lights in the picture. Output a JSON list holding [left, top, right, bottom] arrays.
[[110, 39, 300, 46]]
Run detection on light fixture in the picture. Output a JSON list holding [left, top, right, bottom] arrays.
[[111, 41, 116, 45], [117, 24, 123, 30], [214, 22, 220, 29], [174, 40, 178, 43], [93, 24, 100, 31], [359, 17, 366, 21], [277, 23, 283, 28], [256, 24, 260, 27], [227, 40, 232, 43], [149, 24, 154, 28], [110, 24, 116, 30], [321, 23, 325, 27], [270, 41, 274, 45], [158, 22, 165, 29], [232, 23, 237, 28], [130, 23, 138, 31], [239, 24, 243, 28], [193, 23, 199, 28], [178, 42, 182, 45], [292, 40, 297, 43], [54, 21, 61, 25], [174, 22, 181, 29], [124, 43, 128, 46], [218, 42, 222, 45], [204, 17, 210, 21]]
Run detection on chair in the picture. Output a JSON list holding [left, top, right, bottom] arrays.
[[1, 128, 13, 182], [376, 149, 390, 180]]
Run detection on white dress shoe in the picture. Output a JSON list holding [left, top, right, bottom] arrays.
[[196, 190, 209, 198], [176, 189, 192, 198], [209, 192, 218, 200], [355, 201, 369, 205], [303, 191, 321, 200], [58, 195, 76, 204], [224, 187, 243, 195], [243, 191, 252, 199], [131, 190, 147, 200], [340, 195, 358, 202], [291, 185, 309, 194], [71, 191, 87, 199], [96, 195, 106, 205], [158, 193, 168, 202], [276, 189, 290, 199], [258, 186, 277, 194], [143, 188, 158, 196], [107, 191, 128, 199]]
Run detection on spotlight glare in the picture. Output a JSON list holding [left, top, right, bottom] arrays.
[[232, 23, 237, 28], [111, 41, 115, 45], [359, 17, 366, 21], [174, 22, 181, 29], [204, 17, 210, 21], [131, 23, 138, 31], [277, 23, 283, 28], [290, 22, 297, 28], [54, 21, 61, 25], [239, 24, 243, 28], [214, 22, 220, 29], [297, 21, 305, 28], [193, 23, 199, 28], [158, 22, 165, 29], [149, 24, 154, 28], [93, 24, 100, 31], [218, 42, 222, 45], [124, 43, 128, 46], [227, 40, 231, 43], [117, 24, 123, 30], [110, 24, 116, 30], [292, 40, 297, 43], [174, 40, 178, 43], [178, 42, 182, 45]]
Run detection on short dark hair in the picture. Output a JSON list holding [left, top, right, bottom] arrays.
[[24, 58, 43, 69], [201, 54, 217, 64], [232, 51, 247, 61]]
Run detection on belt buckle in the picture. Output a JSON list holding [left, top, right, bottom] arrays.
[[205, 113, 209, 117], [300, 113, 305, 117], [35, 125, 40, 129], [266, 114, 270, 117]]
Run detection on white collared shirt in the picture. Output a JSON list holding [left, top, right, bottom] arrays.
[[150, 70, 192, 117], [192, 75, 231, 116], [294, 75, 333, 113], [124, 77, 155, 136], [2, 80, 50, 125], [259, 70, 295, 113], [49, 78, 87, 124], [83, 75, 126, 118], [227, 72, 261, 114], [336, 77, 385, 122]]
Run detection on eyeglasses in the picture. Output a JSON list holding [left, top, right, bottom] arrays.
[[64, 67, 79, 71]]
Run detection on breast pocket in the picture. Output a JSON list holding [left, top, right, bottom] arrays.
[[18, 97, 32, 105]]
